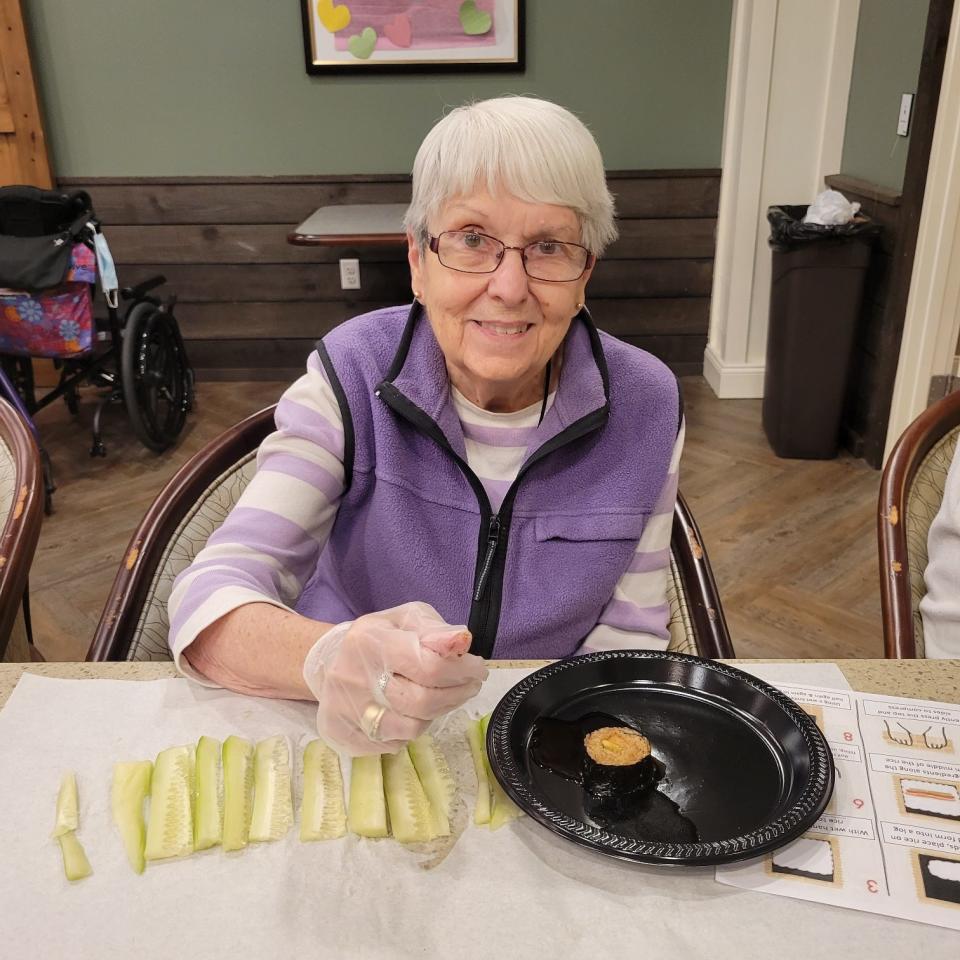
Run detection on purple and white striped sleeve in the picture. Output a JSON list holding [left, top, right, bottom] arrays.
[[168, 350, 346, 683], [579, 421, 685, 653]]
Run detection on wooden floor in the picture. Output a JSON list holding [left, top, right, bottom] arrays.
[[27, 376, 883, 662]]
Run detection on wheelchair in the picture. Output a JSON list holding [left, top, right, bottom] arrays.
[[0, 185, 193, 513]]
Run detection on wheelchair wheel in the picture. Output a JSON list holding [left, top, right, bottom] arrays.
[[121, 302, 189, 452]]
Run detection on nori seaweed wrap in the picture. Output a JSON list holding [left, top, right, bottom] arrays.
[[582, 727, 659, 803]]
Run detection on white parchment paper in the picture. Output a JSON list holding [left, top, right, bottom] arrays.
[[2, 663, 954, 959]]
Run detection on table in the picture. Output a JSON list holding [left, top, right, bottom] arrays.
[[3, 658, 959, 709], [3, 659, 959, 959], [287, 202, 407, 246]]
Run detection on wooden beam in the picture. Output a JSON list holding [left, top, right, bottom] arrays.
[[0, 0, 52, 187]]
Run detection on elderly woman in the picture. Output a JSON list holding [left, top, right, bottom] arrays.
[[169, 97, 683, 754]]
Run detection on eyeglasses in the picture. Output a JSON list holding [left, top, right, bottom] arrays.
[[428, 230, 594, 282]]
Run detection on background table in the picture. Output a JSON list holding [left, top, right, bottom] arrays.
[[287, 202, 406, 246]]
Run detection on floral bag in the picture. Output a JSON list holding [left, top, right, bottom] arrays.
[[0, 244, 97, 358]]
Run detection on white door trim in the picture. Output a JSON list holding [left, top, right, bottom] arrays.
[[707, 0, 778, 394], [706, 0, 860, 398], [886, 1, 960, 462]]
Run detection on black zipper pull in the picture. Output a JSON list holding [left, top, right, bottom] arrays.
[[473, 515, 501, 601]]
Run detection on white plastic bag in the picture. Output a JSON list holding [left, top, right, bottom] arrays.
[[803, 189, 861, 226]]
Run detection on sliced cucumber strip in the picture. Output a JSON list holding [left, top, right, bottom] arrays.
[[382, 747, 435, 843], [144, 745, 194, 861], [466, 720, 491, 825], [194, 736, 223, 850], [222, 735, 254, 851], [249, 735, 294, 842], [58, 831, 92, 881], [111, 760, 152, 874], [300, 739, 347, 841], [347, 754, 388, 838], [408, 734, 453, 837], [51, 772, 79, 838], [481, 714, 522, 830]]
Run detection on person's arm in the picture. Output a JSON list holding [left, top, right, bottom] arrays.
[[920, 446, 960, 658], [579, 421, 684, 653], [168, 350, 346, 692], [183, 603, 332, 700]]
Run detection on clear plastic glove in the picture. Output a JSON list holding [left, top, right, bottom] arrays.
[[302, 601, 489, 756]]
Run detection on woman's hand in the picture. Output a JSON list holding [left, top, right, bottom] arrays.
[[303, 601, 489, 755]]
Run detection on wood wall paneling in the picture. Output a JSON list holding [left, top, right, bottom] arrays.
[[59, 171, 720, 381]]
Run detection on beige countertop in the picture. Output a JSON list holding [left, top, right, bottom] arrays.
[[1, 658, 958, 710]]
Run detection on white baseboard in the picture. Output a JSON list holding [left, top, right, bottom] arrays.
[[702, 345, 766, 398]]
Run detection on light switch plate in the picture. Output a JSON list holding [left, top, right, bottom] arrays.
[[897, 93, 914, 137]]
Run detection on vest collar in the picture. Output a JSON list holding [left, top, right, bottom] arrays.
[[380, 300, 610, 455]]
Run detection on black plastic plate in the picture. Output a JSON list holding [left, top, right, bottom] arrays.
[[486, 651, 835, 866]]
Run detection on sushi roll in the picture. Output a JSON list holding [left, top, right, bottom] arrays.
[[581, 726, 659, 801]]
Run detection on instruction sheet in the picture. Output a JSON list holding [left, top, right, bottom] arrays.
[[717, 683, 960, 931]]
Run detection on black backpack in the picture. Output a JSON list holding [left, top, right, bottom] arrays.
[[0, 185, 95, 292]]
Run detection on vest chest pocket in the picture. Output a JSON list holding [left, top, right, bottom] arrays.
[[534, 512, 649, 543]]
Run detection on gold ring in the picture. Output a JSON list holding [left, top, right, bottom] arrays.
[[361, 704, 387, 741]]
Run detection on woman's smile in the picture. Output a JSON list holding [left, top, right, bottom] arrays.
[[470, 319, 535, 339]]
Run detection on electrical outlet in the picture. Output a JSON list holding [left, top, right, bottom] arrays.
[[339, 258, 361, 290], [897, 93, 914, 137]]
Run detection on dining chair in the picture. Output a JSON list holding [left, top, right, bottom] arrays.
[[878, 388, 960, 658], [88, 405, 734, 661], [0, 397, 44, 662]]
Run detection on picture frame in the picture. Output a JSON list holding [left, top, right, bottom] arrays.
[[300, 0, 524, 74]]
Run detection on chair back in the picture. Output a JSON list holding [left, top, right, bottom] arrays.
[[88, 406, 276, 661], [89, 406, 734, 661], [668, 492, 733, 657], [0, 398, 43, 660], [878, 389, 960, 658]]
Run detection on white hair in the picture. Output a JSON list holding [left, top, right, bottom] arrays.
[[403, 96, 617, 255]]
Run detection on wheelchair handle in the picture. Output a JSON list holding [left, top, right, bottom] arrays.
[[121, 275, 167, 301]]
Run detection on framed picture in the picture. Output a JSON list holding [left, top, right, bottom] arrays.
[[300, 0, 524, 74]]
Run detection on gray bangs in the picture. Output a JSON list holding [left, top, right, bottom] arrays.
[[403, 97, 618, 256]]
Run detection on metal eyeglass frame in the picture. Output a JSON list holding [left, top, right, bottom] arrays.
[[427, 230, 595, 282]]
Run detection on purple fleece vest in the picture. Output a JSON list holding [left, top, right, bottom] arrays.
[[295, 303, 679, 659]]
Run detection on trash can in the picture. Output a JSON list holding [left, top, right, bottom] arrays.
[[762, 204, 880, 459]]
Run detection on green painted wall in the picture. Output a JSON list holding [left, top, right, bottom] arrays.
[[841, 0, 929, 193], [23, 0, 732, 177]]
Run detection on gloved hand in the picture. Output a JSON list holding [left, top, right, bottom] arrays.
[[303, 601, 489, 756]]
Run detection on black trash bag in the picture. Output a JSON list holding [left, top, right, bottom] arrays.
[[767, 204, 881, 252]]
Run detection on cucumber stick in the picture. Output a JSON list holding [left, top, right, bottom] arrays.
[[480, 714, 522, 830], [193, 736, 223, 851], [408, 734, 454, 837], [300, 740, 346, 841], [51, 772, 79, 838], [347, 754, 388, 838], [145, 745, 194, 861], [466, 720, 492, 825], [382, 747, 436, 843], [249, 735, 294, 842], [111, 760, 152, 873], [222, 735, 254, 851], [58, 831, 92, 881], [52, 771, 91, 881]]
